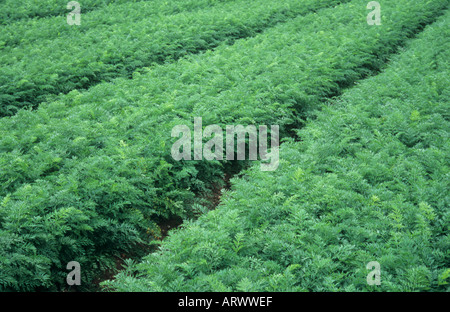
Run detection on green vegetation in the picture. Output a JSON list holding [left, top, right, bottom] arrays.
[[0, 0, 448, 292], [0, 0, 231, 46], [104, 10, 450, 292], [0, 0, 215, 24], [0, 0, 344, 116]]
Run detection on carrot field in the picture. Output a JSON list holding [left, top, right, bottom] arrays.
[[0, 0, 448, 292]]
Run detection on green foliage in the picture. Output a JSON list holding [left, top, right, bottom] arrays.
[[2, 0, 445, 198], [0, 0, 345, 116], [0, 0, 232, 47], [0, 0, 448, 291], [104, 9, 450, 292]]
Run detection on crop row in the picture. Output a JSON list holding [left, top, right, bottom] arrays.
[[0, 0, 139, 23], [0, 0, 220, 24], [0, 0, 447, 291], [0, 0, 343, 116], [0, 0, 232, 47], [104, 10, 450, 292]]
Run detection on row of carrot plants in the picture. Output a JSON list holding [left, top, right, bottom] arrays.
[[0, 0, 344, 116], [0, 0, 447, 290], [0, 0, 232, 46]]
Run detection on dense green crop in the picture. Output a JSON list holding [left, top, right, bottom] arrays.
[[0, 0, 447, 291], [104, 10, 450, 292], [2, 0, 446, 198], [0, 0, 345, 117], [0, 0, 136, 23], [0, 0, 232, 47]]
